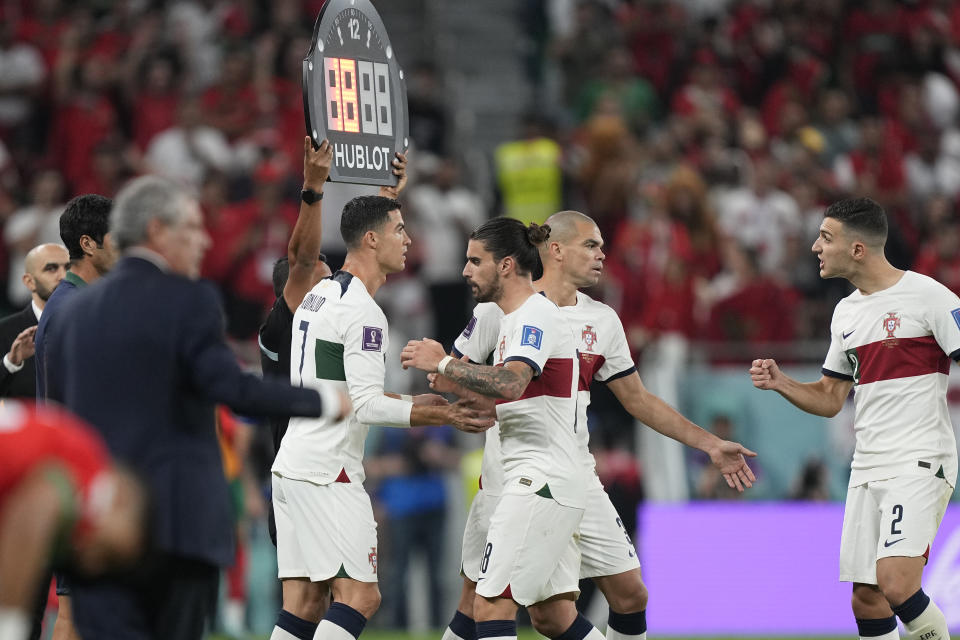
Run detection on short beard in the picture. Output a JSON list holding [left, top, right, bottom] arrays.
[[35, 283, 56, 301], [473, 273, 503, 303]]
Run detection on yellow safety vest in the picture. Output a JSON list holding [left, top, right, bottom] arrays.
[[495, 137, 562, 224]]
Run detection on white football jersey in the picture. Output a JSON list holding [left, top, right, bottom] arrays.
[[562, 291, 637, 471], [822, 271, 960, 487], [273, 272, 412, 485], [493, 293, 587, 508], [453, 302, 505, 496]]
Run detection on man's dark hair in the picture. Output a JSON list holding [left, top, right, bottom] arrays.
[[469, 217, 549, 277], [340, 196, 401, 249], [60, 194, 113, 261], [824, 197, 888, 246], [271, 253, 327, 298]]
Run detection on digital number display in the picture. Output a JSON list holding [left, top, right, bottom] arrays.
[[324, 57, 394, 136], [303, 0, 408, 185]]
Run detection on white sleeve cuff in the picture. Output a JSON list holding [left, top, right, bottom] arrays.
[[355, 393, 412, 427], [3, 353, 23, 373]]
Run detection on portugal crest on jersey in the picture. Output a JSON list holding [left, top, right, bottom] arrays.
[[581, 325, 597, 352], [883, 312, 901, 339], [368, 547, 378, 573]]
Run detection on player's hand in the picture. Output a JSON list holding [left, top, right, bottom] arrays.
[[427, 355, 471, 394], [428, 372, 454, 393], [446, 398, 496, 433], [378, 150, 408, 199], [708, 440, 758, 492], [8, 325, 37, 365], [457, 393, 497, 416], [304, 136, 333, 190], [400, 338, 446, 372], [412, 393, 448, 407], [749, 358, 782, 391], [335, 389, 352, 421]]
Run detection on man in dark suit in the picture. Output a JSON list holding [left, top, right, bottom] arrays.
[[0, 243, 69, 398], [51, 175, 350, 640]]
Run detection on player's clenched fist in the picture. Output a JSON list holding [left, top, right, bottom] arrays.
[[749, 358, 782, 390], [400, 338, 446, 372]]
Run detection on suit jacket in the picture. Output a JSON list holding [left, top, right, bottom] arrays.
[[35, 271, 86, 401], [0, 304, 38, 398], [50, 256, 327, 567]]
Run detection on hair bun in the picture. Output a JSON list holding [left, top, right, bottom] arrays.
[[527, 222, 551, 245]]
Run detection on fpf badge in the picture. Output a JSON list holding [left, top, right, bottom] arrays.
[[302, 0, 409, 185]]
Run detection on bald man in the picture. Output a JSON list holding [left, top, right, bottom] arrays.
[[0, 243, 69, 398]]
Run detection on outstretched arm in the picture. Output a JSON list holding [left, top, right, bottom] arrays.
[[608, 371, 757, 491], [283, 137, 332, 312], [750, 358, 852, 418], [401, 338, 534, 400], [428, 355, 499, 415], [441, 359, 533, 401]]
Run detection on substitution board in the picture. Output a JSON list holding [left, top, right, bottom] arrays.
[[303, 0, 409, 185]]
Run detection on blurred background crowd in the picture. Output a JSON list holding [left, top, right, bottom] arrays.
[[1, 0, 960, 634]]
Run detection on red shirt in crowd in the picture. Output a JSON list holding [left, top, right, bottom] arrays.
[[705, 277, 799, 347], [202, 83, 258, 142], [132, 91, 179, 152], [50, 94, 118, 191], [202, 198, 298, 308], [607, 216, 699, 343]]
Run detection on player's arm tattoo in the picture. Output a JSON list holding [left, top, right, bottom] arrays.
[[443, 360, 533, 400]]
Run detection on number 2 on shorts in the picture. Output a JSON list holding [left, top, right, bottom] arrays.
[[890, 504, 903, 535]]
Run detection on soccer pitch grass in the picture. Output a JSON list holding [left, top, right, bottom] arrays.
[[210, 632, 852, 640]]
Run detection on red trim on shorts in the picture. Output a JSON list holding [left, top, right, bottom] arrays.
[[855, 336, 951, 384], [478, 474, 483, 490], [499, 584, 513, 600], [335, 468, 350, 483], [923, 544, 930, 562]]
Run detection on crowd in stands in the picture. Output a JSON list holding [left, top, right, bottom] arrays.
[[1, 0, 958, 355], [508, 0, 960, 361]]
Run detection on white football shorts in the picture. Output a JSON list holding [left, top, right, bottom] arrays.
[[839, 474, 953, 584], [578, 474, 641, 579], [475, 492, 583, 606], [273, 474, 379, 583], [461, 489, 496, 582]]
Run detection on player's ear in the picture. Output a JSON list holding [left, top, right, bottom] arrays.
[[550, 240, 563, 260], [79, 234, 97, 256], [500, 256, 513, 274], [851, 240, 866, 260], [22, 272, 34, 292]]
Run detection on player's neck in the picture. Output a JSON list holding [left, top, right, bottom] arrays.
[[850, 260, 904, 296], [534, 272, 578, 307], [496, 279, 537, 315], [340, 255, 386, 297], [68, 260, 100, 285]]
